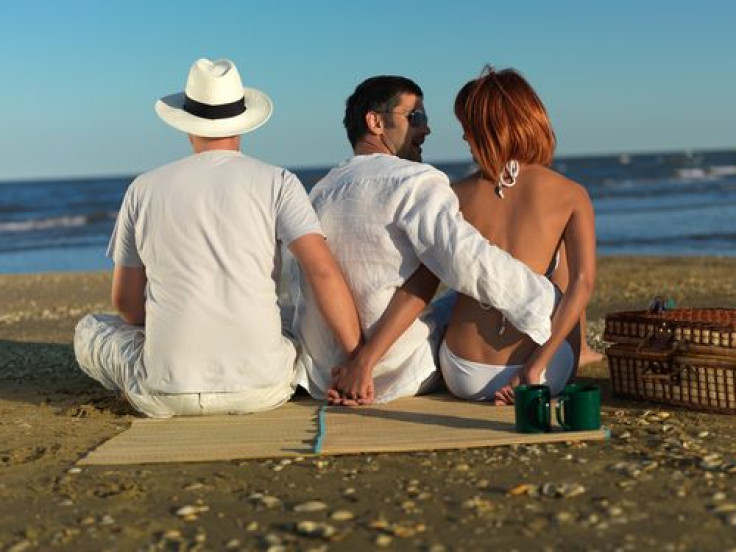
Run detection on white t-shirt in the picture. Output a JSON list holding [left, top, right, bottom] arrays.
[[293, 154, 554, 402], [108, 150, 322, 394]]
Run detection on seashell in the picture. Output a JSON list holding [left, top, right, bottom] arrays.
[[330, 509, 355, 521], [700, 453, 723, 470], [559, 483, 586, 498], [295, 520, 337, 538], [553, 511, 575, 524], [393, 525, 418, 538], [375, 534, 393, 548], [508, 483, 538, 496], [163, 529, 182, 540], [249, 494, 282, 509], [641, 460, 659, 472], [175, 505, 202, 517], [711, 503, 736, 514], [369, 519, 390, 530], [294, 500, 327, 513]]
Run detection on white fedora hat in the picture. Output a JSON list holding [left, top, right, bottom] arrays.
[[155, 58, 273, 138]]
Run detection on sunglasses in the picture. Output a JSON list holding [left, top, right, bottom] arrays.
[[376, 109, 429, 128]]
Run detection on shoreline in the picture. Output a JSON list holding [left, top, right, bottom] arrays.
[[2, 256, 736, 549], [5, 255, 736, 343]]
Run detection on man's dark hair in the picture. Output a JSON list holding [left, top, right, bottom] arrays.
[[343, 76, 423, 148]]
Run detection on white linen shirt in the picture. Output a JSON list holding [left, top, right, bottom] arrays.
[[293, 154, 554, 402], [108, 150, 322, 395]]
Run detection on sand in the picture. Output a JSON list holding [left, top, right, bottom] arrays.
[[2, 257, 736, 550]]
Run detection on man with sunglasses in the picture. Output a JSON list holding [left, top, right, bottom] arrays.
[[292, 76, 556, 405]]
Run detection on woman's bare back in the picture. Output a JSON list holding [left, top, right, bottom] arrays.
[[444, 164, 585, 365]]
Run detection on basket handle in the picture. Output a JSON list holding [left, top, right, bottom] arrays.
[[641, 360, 683, 385], [635, 337, 685, 357]]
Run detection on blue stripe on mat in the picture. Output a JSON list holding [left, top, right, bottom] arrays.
[[313, 405, 327, 454]]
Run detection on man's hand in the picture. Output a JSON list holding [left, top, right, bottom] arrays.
[[327, 357, 375, 406]]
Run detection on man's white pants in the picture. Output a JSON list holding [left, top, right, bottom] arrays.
[[73, 314, 297, 418]]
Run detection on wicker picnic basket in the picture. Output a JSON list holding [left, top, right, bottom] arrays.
[[604, 308, 736, 413]]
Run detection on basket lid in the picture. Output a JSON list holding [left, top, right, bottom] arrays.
[[605, 308, 736, 331]]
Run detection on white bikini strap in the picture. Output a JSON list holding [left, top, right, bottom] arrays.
[[496, 159, 519, 199]]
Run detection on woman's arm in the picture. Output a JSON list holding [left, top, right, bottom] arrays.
[[516, 184, 596, 385]]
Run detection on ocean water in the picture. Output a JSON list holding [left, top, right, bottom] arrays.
[[1, 149, 736, 274]]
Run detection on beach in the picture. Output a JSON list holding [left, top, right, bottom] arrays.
[[2, 257, 736, 550]]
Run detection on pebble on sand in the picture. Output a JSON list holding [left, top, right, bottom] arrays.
[[294, 521, 337, 539]]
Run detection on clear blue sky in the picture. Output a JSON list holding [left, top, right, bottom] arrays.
[[1, 0, 734, 180]]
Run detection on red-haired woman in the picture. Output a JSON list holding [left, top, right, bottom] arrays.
[[440, 66, 596, 404]]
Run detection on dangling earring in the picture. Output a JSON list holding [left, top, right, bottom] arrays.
[[495, 160, 519, 199]]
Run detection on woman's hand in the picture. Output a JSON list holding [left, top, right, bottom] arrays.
[[500, 360, 547, 405], [521, 360, 547, 386]]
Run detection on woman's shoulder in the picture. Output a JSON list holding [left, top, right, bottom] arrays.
[[526, 165, 591, 202], [451, 169, 483, 186], [451, 170, 484, 196]]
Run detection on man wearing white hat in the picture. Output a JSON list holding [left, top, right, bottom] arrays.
[[74, 59, 361, 417]]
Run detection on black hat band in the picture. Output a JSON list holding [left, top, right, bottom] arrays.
[[183, 95, 246, 120]]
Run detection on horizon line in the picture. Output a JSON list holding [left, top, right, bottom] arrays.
[[1, 145, 734, 184]]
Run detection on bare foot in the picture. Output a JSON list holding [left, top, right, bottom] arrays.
[[579, 347, 604, 366]]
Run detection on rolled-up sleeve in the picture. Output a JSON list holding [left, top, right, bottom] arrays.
[[393, 171, 554, 345]]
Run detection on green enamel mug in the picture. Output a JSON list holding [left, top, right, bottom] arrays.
[[555, 383, 601, 431], [514, 384, 551, 433]]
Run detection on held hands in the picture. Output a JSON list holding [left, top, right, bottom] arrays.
[[327, 356, 375, 406]]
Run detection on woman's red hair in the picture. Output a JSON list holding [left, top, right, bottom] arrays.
[[454, 66, 556, 183]]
